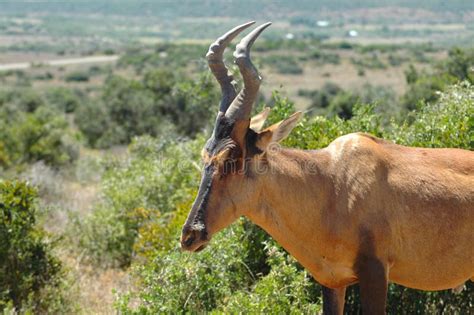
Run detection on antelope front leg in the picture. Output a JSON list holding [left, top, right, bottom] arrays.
[[322, 286, 346, 315], [356, 255, 388, 315]]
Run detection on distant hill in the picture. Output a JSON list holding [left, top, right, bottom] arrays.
[[1, 0, 473, 18], [1, 0, 472, 48]]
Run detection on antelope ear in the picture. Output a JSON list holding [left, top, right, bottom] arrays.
[[249, 107, 271, 132], [230, 118, 250, 155], [255, 112, 302, 151]]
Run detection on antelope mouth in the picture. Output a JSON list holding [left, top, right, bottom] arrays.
[[194, 243, 208, 252], [181, 240, 209, 253], [180, 229, 210, 252]]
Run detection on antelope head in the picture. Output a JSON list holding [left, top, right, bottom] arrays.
[[181, 22, 302, 252]]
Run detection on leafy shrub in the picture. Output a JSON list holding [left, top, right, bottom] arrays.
[[221, 244, 321, 314], [262, 55, 303, 74], [71, 135, 204, 267], [299, 82, 343, 111], [404, 64, 418, 84], [0, 89, 44, 113], [64, 71, 90, 82], [75, 71, 217, 148], [308, 50, 341, 64], [74, 100, 115, 148], [20, 161, 64, 204], [402, 47, 474, 110], [298, 82, 344, 114], [266, 92, 384, 150], [411, 49, 430, 63], [116, 221, 254, 313], [116, 214, 320, 314], [393, 82, 473, 149], [0, 181, 76, 313], [327, 91, 360, 119], [301, 83, 396, 119], [101, 75, 161, 140], [402, 73, 456, 110], [44, 87, 83, 113], [118, 43, 206, 73], [387, 53, 409, 66], [0, 103, 79, 169], [443, 47, 474, 83], [74, 154, 104, 184], [350, 53, 387, 69], [354, 43, 403, 54], [32, 71, 54, 81]]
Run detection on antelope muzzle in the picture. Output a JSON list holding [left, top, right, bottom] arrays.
[[180, 225, 208, 252]]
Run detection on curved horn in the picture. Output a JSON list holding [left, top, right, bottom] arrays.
[[206, 21, 255, 113], [225, 22, 272, 121]]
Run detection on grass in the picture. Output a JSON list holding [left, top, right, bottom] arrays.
[[60, 254, 132, 314], [12, 147, 131, 314]]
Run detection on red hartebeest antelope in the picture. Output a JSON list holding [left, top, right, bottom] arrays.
[[180, 22, 474, 314]]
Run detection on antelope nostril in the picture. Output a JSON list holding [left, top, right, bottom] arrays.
[[183, 234, 195, 247]]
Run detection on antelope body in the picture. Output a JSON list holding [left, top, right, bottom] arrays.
[[181, 22, 474, 314]]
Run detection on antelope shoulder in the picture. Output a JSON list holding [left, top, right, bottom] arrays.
[[324, 133, 387, 210]]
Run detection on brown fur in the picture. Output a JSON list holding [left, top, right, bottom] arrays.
[[241, 133, 474, 290], [183, 131, 473, 313]]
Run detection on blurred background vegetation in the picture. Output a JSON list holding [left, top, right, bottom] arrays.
[[0, 1, 473, 313]]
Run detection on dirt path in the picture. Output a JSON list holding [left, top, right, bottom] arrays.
[[0, 55, 119, 71]]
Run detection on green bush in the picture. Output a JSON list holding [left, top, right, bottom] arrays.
[[299, 82, 342, 110], [262, 55, 303, 74], [393, 82, 473, 149], [71, 135, 204, 267], [115, 216, 320, 314], [308, 50, 341, 64], [350, 53, 386, 69], [64, 71, 90, 82], [402, 47, 474, 110], [402, 73, 456, 110], [387, 53, 409, 66], [44, 87, 83, 113], [33, 72, 54, 81], [327, 91, 360, 119], [266, 92, 384, 150], [118, 43, 206, 73], [221, 243, 321, 314], [301, 83, 396, 119], [0, 103, 79, 169], [0, 89, 44, 113], [115, 221, 254, 313], [0, 181, 75, 313], [443, 47, 474, 83], [75, 70, 217, 148], [74, 100, 116, 148]]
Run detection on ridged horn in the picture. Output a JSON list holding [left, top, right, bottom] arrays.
[[225, 22, 272, 121], [206, 21, 256, 113]]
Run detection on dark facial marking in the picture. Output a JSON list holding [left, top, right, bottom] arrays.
[[184, 164, 215, 239], [205, 114, 236, 155]]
